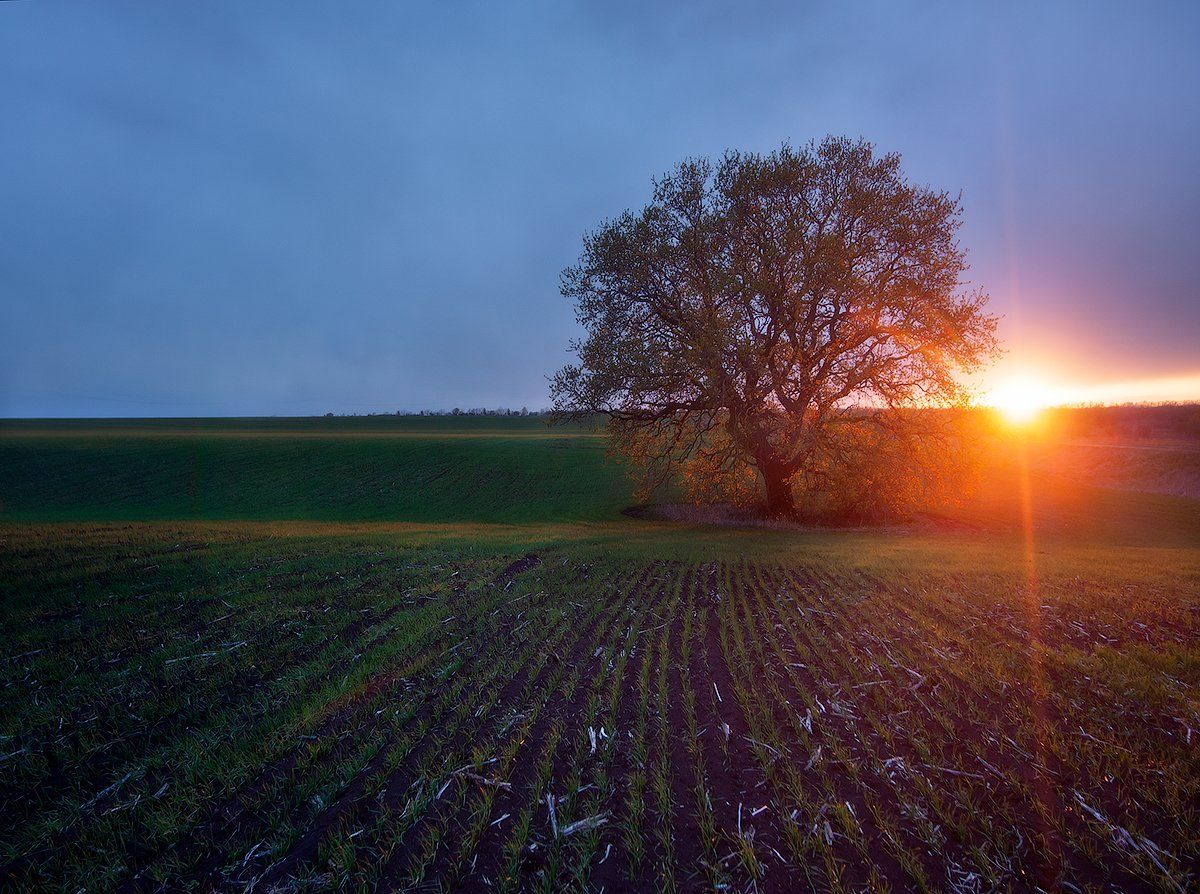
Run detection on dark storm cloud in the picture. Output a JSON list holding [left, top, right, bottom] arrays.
[[2, 1, 1197, 416]]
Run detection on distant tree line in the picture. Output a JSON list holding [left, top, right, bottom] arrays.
[[323, 407, 553, 418], [1041, 403, 1200, 442]]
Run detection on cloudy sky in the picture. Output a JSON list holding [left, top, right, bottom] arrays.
[[2, 1, 1198, 416]]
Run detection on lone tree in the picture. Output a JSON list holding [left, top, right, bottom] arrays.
[[552, 137, 998, 520]]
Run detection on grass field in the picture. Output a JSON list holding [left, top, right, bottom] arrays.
[[2, 417, 1198, 892], [0, 417, 620, 524]]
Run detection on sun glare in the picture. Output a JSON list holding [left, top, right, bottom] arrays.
[[990, 378, 1048, 425]]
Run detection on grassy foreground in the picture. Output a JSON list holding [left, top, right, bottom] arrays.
[[1, 417, 1198, 892]]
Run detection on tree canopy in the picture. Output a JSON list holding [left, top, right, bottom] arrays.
[[552, 137, 998, 519]]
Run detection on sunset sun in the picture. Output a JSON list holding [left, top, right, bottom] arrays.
[[991, 377, 1050, 425]]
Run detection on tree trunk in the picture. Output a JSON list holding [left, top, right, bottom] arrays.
[[760, 460, 796, 518]]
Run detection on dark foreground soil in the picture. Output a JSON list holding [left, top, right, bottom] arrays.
[[2, 532, 1197, 893]]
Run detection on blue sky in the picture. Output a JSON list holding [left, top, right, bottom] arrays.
[[2, 1, 1198, 416]]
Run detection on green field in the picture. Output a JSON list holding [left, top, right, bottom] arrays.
[[2, 417, 1198, 892], [0, 417, 626, 524]]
